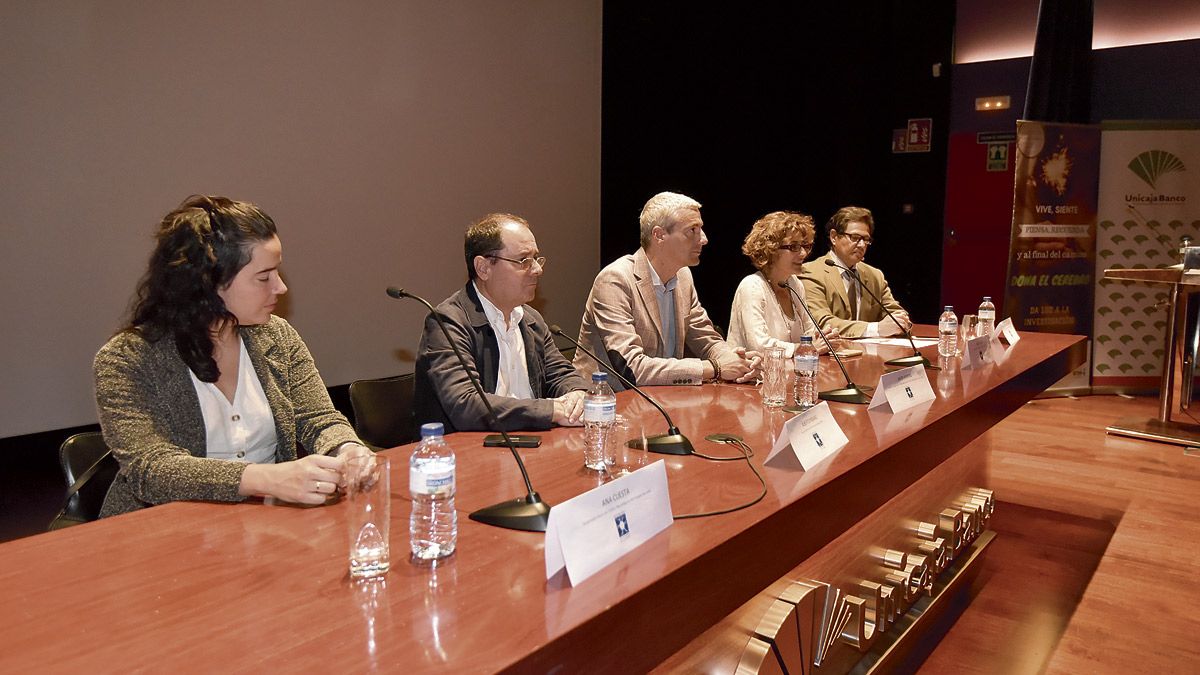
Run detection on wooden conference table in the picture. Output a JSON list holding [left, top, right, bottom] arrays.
[[0, 330, 1084, 673]]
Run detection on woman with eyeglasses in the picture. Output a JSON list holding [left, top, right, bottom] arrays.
[[727, 211, 836, 357], [93, 195, 372, 517]]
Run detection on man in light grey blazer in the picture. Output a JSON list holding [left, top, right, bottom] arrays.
[[573, 192, 758, 390], [800, 206, 912, 339]]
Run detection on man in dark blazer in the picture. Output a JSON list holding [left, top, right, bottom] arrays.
[[801, 206, 912, 339], [415, 213, 588, 432]]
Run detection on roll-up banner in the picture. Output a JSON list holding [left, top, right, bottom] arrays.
[[1092, 122, 1200, 391], [1003, 120, 1102, 391]]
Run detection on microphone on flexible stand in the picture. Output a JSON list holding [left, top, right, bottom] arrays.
[[822, 258, 931, 368], [548, 325, 695, 456], [387, 286, 549, 532], [778, 279, 872, 405]]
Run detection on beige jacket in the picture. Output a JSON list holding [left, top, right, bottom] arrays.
[[800, 252, 907, 338], [573, 248, 733, 389]]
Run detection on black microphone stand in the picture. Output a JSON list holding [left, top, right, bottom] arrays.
[[387, 287, 550, 532], [548, 325, 694, 456], [778, 279, 872, 405], [823, 259, 931, 368]]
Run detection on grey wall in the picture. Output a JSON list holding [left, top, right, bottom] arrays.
[[0, 1, 602, 438]]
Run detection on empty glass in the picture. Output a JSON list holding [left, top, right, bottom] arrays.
[[960, 314, 980, 342], [605, 415, 645, 476], [348, 454, 391, 579], [760, 347, 789, 408]]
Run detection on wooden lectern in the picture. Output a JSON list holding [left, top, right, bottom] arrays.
[[1103, 266, 1200, 446]]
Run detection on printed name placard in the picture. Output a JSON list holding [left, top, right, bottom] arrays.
[[764, 401, 848, 471], [996, 317, 1021, 345], [962, 334, 992, 369], [867, 364, 936, 413], [544, 460, 673, 585]]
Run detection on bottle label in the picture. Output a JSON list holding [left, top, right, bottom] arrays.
[[411, 465, 455, 496], [794, 355, 818, 374], [583, 399, 616, 423]]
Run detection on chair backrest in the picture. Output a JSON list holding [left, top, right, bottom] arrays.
[[349, 373, 418, 449], [52, 432, 118, 528]]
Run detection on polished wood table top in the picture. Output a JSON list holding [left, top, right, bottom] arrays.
[[0, 331, 1085, 673], [1103, 265, 1195, 286]]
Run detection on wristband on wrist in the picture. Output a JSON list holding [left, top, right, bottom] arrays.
[[708, 357, 722, 381]]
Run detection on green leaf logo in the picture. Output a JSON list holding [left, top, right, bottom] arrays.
[[1128, 150, 1185, 190]]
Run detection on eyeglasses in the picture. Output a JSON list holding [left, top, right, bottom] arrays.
[[839, 233, 873, 246], [778, 242, 814, 253], [487, 254, 547, 271]]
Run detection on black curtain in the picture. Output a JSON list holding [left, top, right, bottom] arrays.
[[1024, 0, 1094, 122]]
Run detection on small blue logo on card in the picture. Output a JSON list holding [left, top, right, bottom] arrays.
[[812, 432, 824, 447], [615, 513, 630, 538]]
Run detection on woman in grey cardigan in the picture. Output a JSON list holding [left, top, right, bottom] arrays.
[[94, 195, 370, 517]]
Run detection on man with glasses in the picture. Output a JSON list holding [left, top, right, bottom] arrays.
[[573, 191, 758, 389], [414, 213, 588, 432], [801, 206, 912, 338]]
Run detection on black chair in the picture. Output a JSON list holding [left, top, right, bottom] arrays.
[[48, 432, 118, 530], [349, 373, 418, 449]]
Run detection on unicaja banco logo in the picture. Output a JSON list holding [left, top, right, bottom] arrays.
[[1127, 149, 1185, 190]]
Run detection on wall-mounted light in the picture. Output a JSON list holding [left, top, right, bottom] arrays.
[[975, 95, 1011, 111]]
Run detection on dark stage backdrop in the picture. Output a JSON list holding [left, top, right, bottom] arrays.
[[600, 2, 956, 330]]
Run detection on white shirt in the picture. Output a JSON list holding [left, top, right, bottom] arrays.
[[727, 272, 814, 358], [474, 282, 535, 400], [832, 251, 882, 338], [647, 263, 678, 358], [189, 335, 278, 464]]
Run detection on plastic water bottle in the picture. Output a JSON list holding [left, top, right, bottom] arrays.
[[977, 296, 996, 339], [938, 306, 959, 357], [582, 372, 616, 471], [793, 336, 819, 409], [410, 422, 457, 561]]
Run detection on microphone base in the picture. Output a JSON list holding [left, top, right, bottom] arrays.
[[885, 353, 932, 368], [819, 385, 873, 405], [628, 433, 694, 456], [468, 493, 551, 532]]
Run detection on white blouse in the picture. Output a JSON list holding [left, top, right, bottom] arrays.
[[188, 335, 279, 464], [727, 272, 815, 358]]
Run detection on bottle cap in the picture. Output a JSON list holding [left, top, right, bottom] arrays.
[[982, 296, 992, 301], [800, 335, 813, 343], [592, 372, 608, 382], [944, 305, 953, 311], [420, 422, 445, 437]]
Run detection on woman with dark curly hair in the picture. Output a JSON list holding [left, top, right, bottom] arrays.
[[93, 195, 370, 517], [727, 211, 837, 357]]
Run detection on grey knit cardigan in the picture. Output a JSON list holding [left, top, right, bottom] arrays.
[[93, 315, 359, 517]]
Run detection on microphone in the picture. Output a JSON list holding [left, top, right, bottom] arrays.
[[548, 325, 694, 456], [823, 259, 931, 368], [387, 286, 549, 532], [777, 280, 872, 405]]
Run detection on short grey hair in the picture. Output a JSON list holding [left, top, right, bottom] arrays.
[[639, 191, 702, 248]]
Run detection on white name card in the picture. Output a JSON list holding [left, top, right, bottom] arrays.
[[996, 317, 1021, 345], [867, 364, 936, 413], [544, 460, 673, 586], [765, 401, 848, 471], [962, 334, 996, 369]]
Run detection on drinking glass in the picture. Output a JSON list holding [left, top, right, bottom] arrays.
[[605, 415, 644, 476], [960, 314, 979, 342], [348, 454, 391, 579], [760, 347, 789, 408]]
